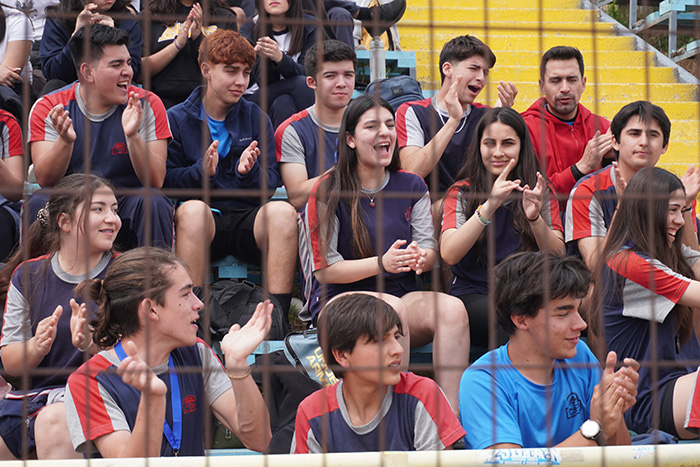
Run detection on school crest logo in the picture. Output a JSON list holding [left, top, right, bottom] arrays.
[[182, 394, 197, 414], [111, 142, 128, 156], [564, 392, 583, 419]]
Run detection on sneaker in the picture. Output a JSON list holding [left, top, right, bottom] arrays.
[[364, 0, 406, 37], [377, 0, 406, 24]]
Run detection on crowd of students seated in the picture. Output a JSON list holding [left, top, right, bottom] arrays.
[[0, 2, 700, 459]]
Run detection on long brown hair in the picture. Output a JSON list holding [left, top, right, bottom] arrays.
[[314, 95, 400, 260], [594, 167, 694, 343], [449, 107, 542, 258], [252, 0, 306, 56], [0, 174, 116, 311]]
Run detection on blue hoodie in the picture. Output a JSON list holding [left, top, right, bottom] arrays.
[[165, 86, 281, 208]]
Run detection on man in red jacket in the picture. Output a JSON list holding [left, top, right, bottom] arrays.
[[522, 46, 613, 208]]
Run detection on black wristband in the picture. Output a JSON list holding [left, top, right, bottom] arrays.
[[378, 254, 386, 273], [571, 164, 585, 181]]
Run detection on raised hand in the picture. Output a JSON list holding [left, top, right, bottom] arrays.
[[69, 298, 92, 351], [237, 140, 260, 175], [188, 3, 203, 40], [122, 92, 142, 138], [489, 158, 523, 206], [522, 172, 545, 221], [33, 305, 62, 357], [612, 161, 627, 198], [174, 15, 192, 50], [590, 351, 630, 439], [445, 74, 465, 121], [255, 37, 283, 63], [495, 81, 518, 108], [681, 165, 700, 207], [577, 130, 614, 174], [610, 356, 639, 413], [74, 3, 98, 32], [204, 140, 220, 177], [118, 340, 167, 396], [221, 300, 273, 366], [91, 13, 114, 27], [49, 104, 76, 143]]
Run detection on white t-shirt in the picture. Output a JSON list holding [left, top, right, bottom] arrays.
[[11, 0, 58, 41], [1, 5, 34, 83]]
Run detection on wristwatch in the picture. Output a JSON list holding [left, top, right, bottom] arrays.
[[579, 419, 604, 446]]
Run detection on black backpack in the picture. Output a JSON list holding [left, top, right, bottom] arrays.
[[195, 280, 290, 341], [365, 75, 424, 112]]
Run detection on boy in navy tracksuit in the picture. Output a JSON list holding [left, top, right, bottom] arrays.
[[165, 29, 297, 314]]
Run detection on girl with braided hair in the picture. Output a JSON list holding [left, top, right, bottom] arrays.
[[0, 173, 120, 460]]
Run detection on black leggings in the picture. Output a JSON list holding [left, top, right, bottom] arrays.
[[0, 207, 18, 262], [457, 293, 509, 350]]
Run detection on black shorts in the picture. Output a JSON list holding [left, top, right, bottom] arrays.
[[211, 205, 262, 265], [659, 378, 680, 437]]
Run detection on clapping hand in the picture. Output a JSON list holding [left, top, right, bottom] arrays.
[[122, 92, 142, 138], [237, 141, 260, 175], [522, 172, 545, 221], [49, 104, 76, 143], [69, 299, 93, 352], [32, 306, 62, 357], [221, 300, 273, 368]]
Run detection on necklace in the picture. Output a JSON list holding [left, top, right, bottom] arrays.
[[362, 187, 378, 208], [435, 100, 469, 133], [366, 191, 376, 208], [438, 110, 467, 134]]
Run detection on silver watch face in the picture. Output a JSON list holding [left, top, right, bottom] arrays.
[[580, 419, 601, 439]]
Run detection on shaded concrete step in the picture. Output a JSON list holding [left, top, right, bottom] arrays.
[[416, 65, 679, 84], [398, 22, 617, 39], [414, 50, 660, 68], [402, 34, 636, 52], [410, 0, 580, 8], [403, 8, 600, 23]]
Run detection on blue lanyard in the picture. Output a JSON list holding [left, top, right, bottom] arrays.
[[114, 342, 182, 455]]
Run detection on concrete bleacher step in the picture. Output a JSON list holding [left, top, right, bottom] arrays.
[[403, 8, 601, 23], [404, 34, 637, 53], [410, 0, 581, 8], [413, 50, 661, 68], [399, 21, 617, 36]]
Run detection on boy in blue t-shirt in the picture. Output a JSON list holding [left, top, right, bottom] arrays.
[[459, 252, 639, 449], [292, 293, 465, 453]]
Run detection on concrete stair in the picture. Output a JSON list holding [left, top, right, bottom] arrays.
[[400, 0, 700, 174]]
